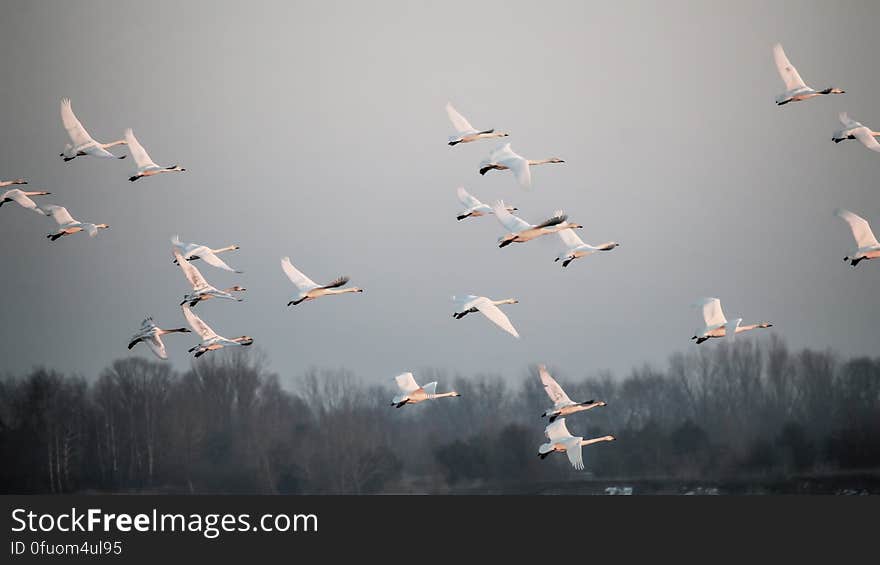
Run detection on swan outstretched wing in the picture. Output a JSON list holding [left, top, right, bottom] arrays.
[[697, 297, 727, 328], [5, 190, 45, 214], [773, 43, 807, 91], [175, 249, 210, 291], [145, 335, 168, 360], [473, 296, 519, 338], [320, 276, 350, 290], [505, 156, 531, 189], [280, 257, 319, 292], [839, 112, 862, 129], [535, 212, 567, 229], [44, 205, 75, 226], [395, 372, 420, 394], [539, 365, 573, 407], [125, 128, 159, 171], [446, 103, 476, 134], [545, 418, 573, 441], [84, 223, 98, 237], [422, 381, 438, 396], [852, 128, 880, 152], [60, 98, 95, 147], [726, 318, 742, 343], [557, 227, 585, 249], [197, 249, 240, 273], [835, 208, 879, 248], [492, 200, 531, 232], [564, 437, 585, 470], [456, 187, 481, 209], [182, 305, 219, 341]]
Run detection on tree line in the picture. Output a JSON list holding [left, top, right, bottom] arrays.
[[1, 335, 878, 494]]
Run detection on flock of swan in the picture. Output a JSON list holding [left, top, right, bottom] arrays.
[[2, 42, 878, 471]]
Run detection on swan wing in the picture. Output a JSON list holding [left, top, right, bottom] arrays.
[[539, 365, 573, 407], [473, 297, 520, 338], [456, 186, 481, 209], [726, 318, 742, 343], [60, 98, 95, 147], [446, 102, 476, 134], [197, 249, 240, 273], [697, 297, 727, 327], [124, 128, 159, 171], [175, 249, 210, 291], [319, 276, 350, 290], [564, 438, 585, 470], [492, 200, 531, 232], [535, 212, 567, 229], [395, 372, 420, 394], [835, 208, 879, 248], [557, 227, 585, 249], [182, 304, 219, 341], [852, 128, 880, 152], [145, 335, 168, 360], [504, 155, 531, 189], [422, 381, 438, 396], [839, 112, 862, 129], [44, 205, 75, 226], [5, 190, 44, 214], [773, 43, 807, 91], [280, 257, 319, 292], [545, 418, 573, 441], [84, 223, 98, 237]]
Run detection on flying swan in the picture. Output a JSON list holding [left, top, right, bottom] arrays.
[[281, 256, 363, 306], [390, 372, 460, 408], [127, 316, 191, 360], [539, 365, 607, 423], [59, 98, 127, 161], [452, 295, 520, 338], [832, 113, 880, 152], [445, 102, 509, 146], [691, 297, 772, 344], [0, 188, 51, 214], [125, 128, 186, 181], [43, 205, 109, 241], [0, 178, 27, 188], [537, 418, 615, 470], [492, 201, 581, 248], [456, 186, 516, 221], [182, 304, 253, 358], [172, 235, 242, 273], [174, 248, 245, 307], [554, 228, 619, 267], [834, 208, 880, 266], [479, 143, 564, 189], [773, 43, 844, 106]]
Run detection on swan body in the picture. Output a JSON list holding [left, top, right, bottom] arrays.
[[0, 189, 51, 214], [125, 128, 185, 181], [691, 297, 772, 344], [43, 205, 109, 241], [174, 249, 245, 307], [554, 228, 619, 267], [456, 187, 516, 221], [59, 98, 127, 161], [832, 113, 880, 152], [281, 256, 363, 306], [479, 143, 564, 189], [539, 365, 607, 422], [492, 201, 582, 247], [835, 208, 880, 266], [182, 305, 253, 358], [537, 418, 615, 470], [0, 178, 27, 188], [390, 372, 461, 408], [172, 235, 242, 273], [445, 103, 508, 146], [773, 43, 844, 106], [127, 316, 191, 360], [452, 294, 520, 338]]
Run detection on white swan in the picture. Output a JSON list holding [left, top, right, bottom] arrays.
[[832, 113, 880, 152], [456, 187, 516, 221], [554, 228, 619, 267], [452, 295, 520, 338], [125, 128, 185, 181], [281, 256, 363, 306], [0, 189, 51, 214], [0, 178, 27, 188], [834, 208, 880, 266], [479, 143, 564, 189], [59, 98, 127, 161], [390, 372, 461, 408], [172, 235, 242, 273], [446, 102, 509, 146], [773, 43, 844, 106], [492, 201, 582, 248], [539, 365, 607, 422], [182, 304, 253, 358], [43, 205, 109, 241], [537, 418, 615, 470], [174, 248, 245, 307], [691, 297, 772, 345], [127, 316, 191, 360]]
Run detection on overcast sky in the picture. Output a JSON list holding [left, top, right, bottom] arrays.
[[1, 0, 878, 386]]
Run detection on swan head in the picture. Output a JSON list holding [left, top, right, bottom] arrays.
[[758, 322, 773, 328], [829, 88, 845, 94], [547, 158, 565, 164], [602, 435, 616, 442], [451, 391, 462, 397], [237, 336, 254, 346], [229, 285, 247, 292], [13, 178, 27, 185], [166, 164, 186, 172], [97, 223, 110, 230], [583, 399, 607, 408], [600, 241, 620, 250]]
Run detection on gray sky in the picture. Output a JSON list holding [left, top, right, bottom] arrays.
[[1, 0, 878, 385]]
